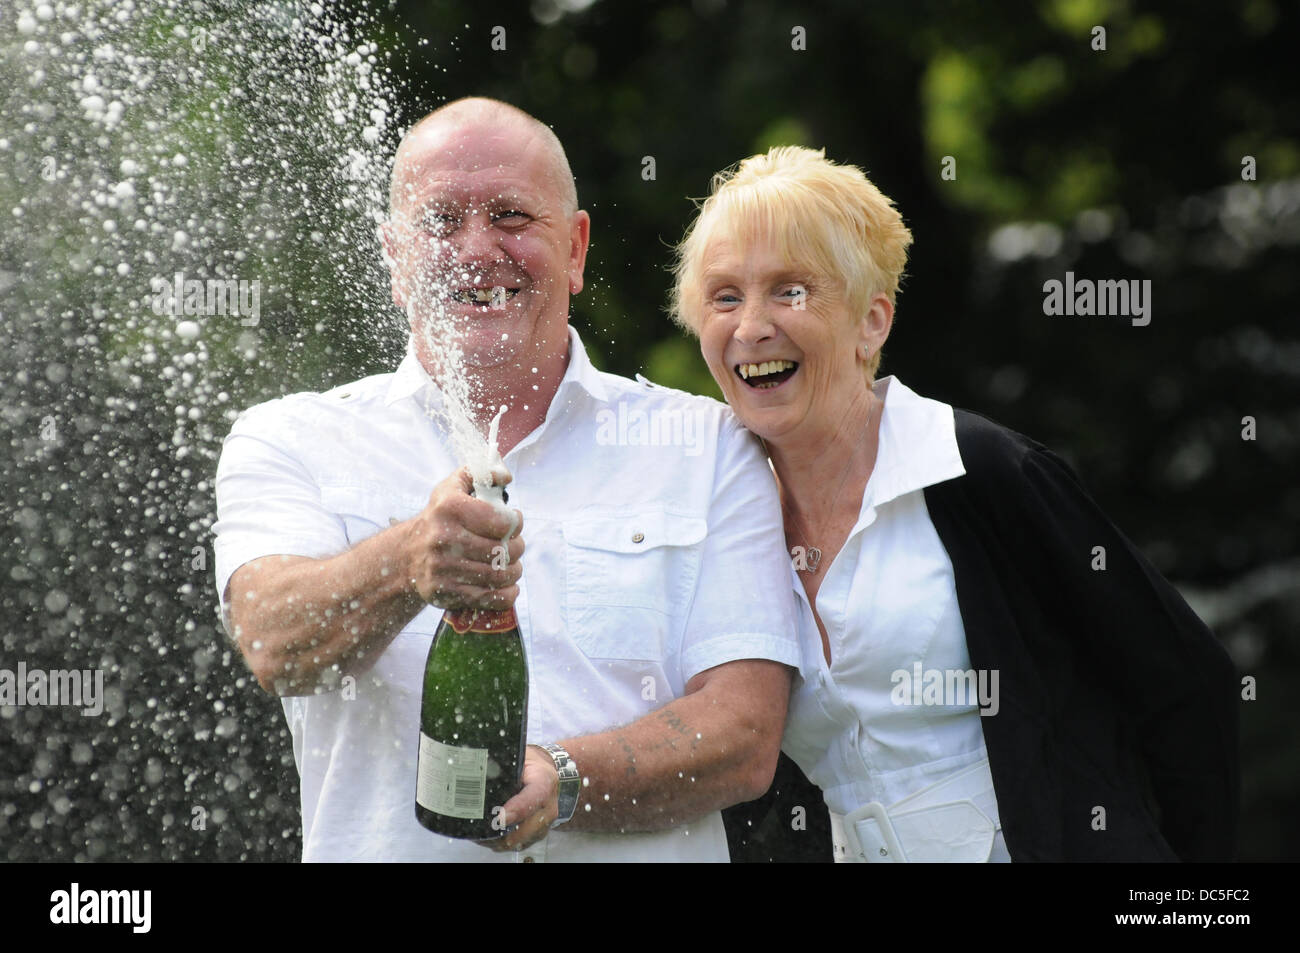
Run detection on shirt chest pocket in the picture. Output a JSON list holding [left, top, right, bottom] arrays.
[[319, 484, 426, 547], [562, 511, 707, 661]]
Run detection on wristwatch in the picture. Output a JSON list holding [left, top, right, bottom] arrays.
[[537, 742, 581, 827]]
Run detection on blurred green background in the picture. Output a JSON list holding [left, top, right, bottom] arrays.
[[1, 0, 1295, 861]]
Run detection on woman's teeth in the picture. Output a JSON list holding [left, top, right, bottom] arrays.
[[737, 360, 797, 379], [737, 359, 798, 389]]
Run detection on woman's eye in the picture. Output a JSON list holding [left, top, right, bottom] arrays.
[[712, 292, 740, 307], [781, 285, 808, 301]]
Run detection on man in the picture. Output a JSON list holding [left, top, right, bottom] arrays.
[[212, 98, 800, 861]]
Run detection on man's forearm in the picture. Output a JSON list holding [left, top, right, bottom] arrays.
[[228, 525, 425, 695], [556, 660, 791, 832]]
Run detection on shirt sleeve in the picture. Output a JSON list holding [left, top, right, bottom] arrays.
[[212, 400, 348, 635], [676, 413, 802, 681]]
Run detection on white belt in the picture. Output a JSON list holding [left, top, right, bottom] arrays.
[[829, 757, 1006, 863]]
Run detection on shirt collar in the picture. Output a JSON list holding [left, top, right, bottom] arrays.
[[384, 324, 608, 408], [863, 376, 966, 509]]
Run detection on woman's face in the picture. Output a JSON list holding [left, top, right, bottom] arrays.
[[697, 237, 872, 445]]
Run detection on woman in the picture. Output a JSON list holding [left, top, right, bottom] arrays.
[[671, 146, 1238, 862]]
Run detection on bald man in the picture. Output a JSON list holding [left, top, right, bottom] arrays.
[[213, 98, 801, 862]]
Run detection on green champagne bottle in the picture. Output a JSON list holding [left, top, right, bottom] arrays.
[[415, 465, 526, 840], [414, 605, 529, 839]]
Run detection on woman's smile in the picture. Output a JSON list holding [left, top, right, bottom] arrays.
[[735, 359, 799, 390]]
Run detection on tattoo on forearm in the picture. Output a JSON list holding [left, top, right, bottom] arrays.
[[657, 707, 690, 736], [618, 734, 637, 778]]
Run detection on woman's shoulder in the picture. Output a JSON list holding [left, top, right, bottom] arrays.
[[950, 409, 1041, 474], [940, 408, 1088, 504]]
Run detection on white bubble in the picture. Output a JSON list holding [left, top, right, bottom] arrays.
[[17, 13, 37, 35], [175, 321, 200, 341]]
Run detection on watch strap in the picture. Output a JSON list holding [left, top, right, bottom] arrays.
[[538, 742, 581, 827]]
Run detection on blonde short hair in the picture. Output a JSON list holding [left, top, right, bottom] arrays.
[[670, 146, 912, 379]]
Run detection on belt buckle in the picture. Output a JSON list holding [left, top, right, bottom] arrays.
[[842, 801, 906, 863]]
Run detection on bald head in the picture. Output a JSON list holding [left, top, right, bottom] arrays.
[[388, 98, 578, 218]]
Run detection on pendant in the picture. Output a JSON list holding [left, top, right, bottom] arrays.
[[805, 546, 822, 573]]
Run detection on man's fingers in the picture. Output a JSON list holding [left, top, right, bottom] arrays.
[[422, 584, 519, 613], [494, 785, 553, 851], [412, 467, 525, 611], [441, 559, 522, 590], [431, 529, 522, 567], [429, 466, 474, 499], [463, 498, 521, 541], [496, 810, 550, 852]]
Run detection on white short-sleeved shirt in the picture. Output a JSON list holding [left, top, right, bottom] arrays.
[[781, 377, 1001, 820], [213, 326, 800, 862]]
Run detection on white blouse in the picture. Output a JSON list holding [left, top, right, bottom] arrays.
[[782, 377, 1004, 837]]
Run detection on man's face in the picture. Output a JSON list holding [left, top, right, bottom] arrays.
[[381, 121, 588, 372]]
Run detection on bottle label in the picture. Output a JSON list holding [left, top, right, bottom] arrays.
[[416, 733, 488, 819], [442, 607, 519, 635]]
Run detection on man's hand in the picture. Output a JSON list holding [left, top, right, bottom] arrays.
[[404, 467, 524, 610], [482, 745, 559, 853], [229, 465, 525, 695]]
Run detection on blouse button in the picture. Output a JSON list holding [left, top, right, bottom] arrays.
[[631, 532, 645, 544]]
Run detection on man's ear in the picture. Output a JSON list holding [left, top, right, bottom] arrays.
[[568, 210, 591, 296], [376, 221, 406, 310]]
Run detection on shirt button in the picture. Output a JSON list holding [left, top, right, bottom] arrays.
[[522, 856, 535, 864], [631, 532, 645, 544]]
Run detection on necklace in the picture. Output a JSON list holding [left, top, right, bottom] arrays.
[[768, 395, 878, 574]]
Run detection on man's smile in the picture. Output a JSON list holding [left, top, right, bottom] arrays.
[[449, 286, 522, 306]]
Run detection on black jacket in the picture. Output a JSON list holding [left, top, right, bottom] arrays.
[[922, 410, 1239, 861]]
